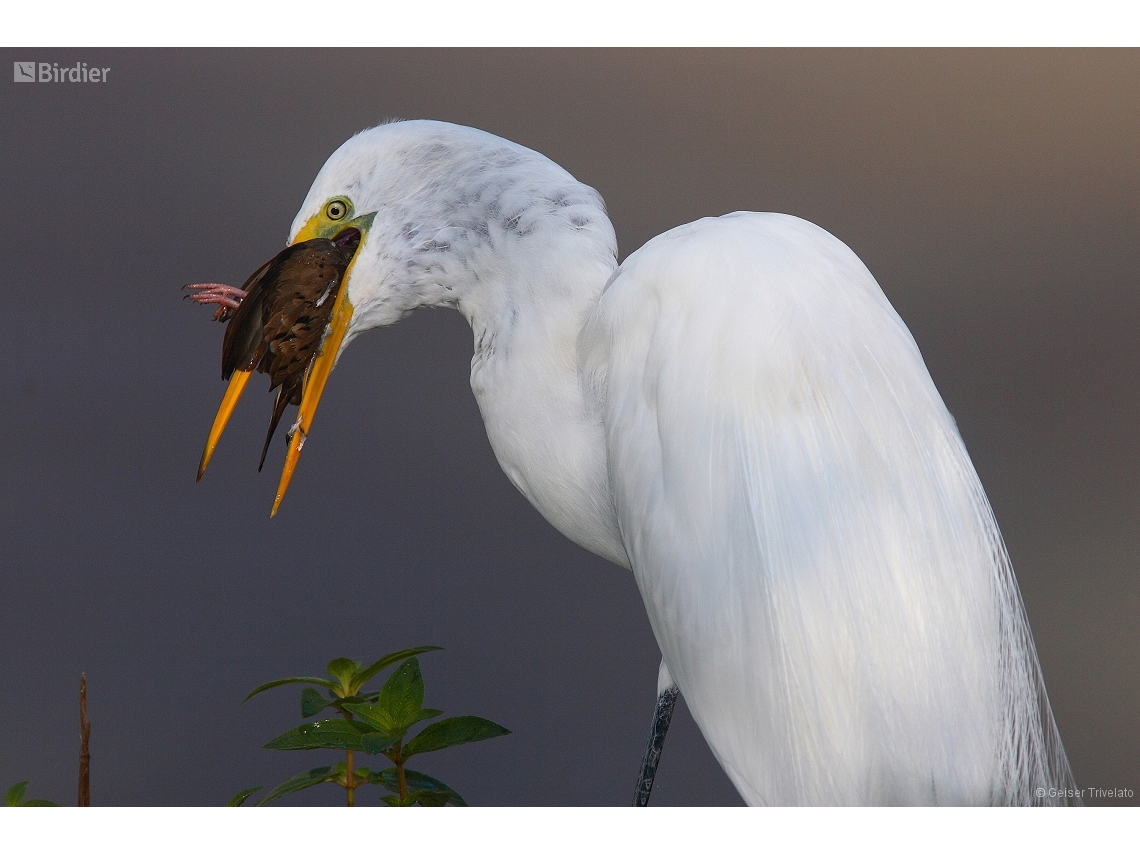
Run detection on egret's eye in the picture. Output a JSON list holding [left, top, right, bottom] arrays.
[[325, 199, 349, 221]]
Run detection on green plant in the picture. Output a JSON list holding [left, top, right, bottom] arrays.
[[232, 646, 510, 807], [5, 782, 57, 807]]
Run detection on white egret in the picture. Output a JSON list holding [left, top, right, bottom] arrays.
[[193, 120, 1077, 805]]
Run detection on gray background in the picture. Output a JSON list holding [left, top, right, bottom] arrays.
[[0, 49, 1136, 806]]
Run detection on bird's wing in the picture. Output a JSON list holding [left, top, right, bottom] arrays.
[[221, 257, 274, 380], [259, 240, 347, 395], [579, 213, 1074, 805]]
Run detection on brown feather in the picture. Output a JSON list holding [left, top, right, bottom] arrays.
[[220, 257, 274, 380], [218, 237, 354, 467]]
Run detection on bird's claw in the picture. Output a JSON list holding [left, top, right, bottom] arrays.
[[184, 283, 248, 322]]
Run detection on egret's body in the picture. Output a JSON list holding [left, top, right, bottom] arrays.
[[584, 214, 1071, 804], [199, 120, 1076, 804]]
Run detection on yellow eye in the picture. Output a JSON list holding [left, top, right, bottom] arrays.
[[325, 199, 349, 221]]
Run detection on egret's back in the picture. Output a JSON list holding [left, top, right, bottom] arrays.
[[581, 213, 1075, 805]]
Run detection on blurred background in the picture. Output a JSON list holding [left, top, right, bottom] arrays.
[[0, 49, 1136, 806]]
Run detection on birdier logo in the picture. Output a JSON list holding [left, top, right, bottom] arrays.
[[13, 61, 110, 83]]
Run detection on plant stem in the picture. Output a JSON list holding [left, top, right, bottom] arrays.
[[341, 707, 356, 807], [385, 744, 409, 804], [345, 749, 355, 807], [78, 674, 90, 807]]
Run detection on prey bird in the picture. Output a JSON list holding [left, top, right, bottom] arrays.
[[187, 228, 363, 477]]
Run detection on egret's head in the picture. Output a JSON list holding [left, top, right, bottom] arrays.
[[288, 119, 614, 344], [207, 120, 613, 515], [269, 120, 540, 513]]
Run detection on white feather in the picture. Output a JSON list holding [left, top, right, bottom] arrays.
[[299, 121, 1077, 805], [581, 213, 1074, 804]]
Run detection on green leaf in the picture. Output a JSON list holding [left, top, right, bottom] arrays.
[[340, 701, 392, 733], [6, 781, 27, 807], [326, 658, 360, 689], [405, 769, 466, 806], [339, 701, 439, 735], [20, 799, 58, 807], [328, 760, 371, 788], [263, 719, 369, 752], [360, 732, 400, 755], [243, 676, 339, 703], [255, 767, 336, 806], [226, 786, 262, 807], [301, 687, 332, 718], [404, 716, 511, 757], [339, 697, 437, 734], [351, 766, 373, 787], [369, 768, 466, 806], [349, 646, 443, 695], [368, 767, 399, 793], [410, 789, 454, 807], [322, 693, 368, 716], [381, 793, 417, 807], [378, 658, 425, 733]]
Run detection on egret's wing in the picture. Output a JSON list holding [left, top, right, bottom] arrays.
[[580, 213, 1075, 805]]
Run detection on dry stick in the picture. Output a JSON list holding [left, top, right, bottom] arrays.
[[78, 674, 90, 807]]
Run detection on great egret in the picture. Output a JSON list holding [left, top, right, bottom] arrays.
[[192, 120, 1077, 805]]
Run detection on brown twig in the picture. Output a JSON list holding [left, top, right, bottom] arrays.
[[78, 674, 90, 807]]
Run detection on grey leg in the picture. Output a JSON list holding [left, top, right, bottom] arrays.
[[634, 660, 679, 806]]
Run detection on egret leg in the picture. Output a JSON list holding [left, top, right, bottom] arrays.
[[633, 659, 679, 806]]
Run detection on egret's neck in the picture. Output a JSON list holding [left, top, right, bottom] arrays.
[[322, 122, 632, 567], [456, 228, 630, 570]]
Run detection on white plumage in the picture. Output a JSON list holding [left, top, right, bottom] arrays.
[[284, 120, 1076, 804]]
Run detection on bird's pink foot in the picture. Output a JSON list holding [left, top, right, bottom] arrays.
[[184, 283, 248, 321]]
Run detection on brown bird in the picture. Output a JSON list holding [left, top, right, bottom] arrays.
[[186, 229, 363, 482]]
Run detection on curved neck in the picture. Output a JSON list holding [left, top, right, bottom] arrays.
[[458, 224, 629, 570]]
